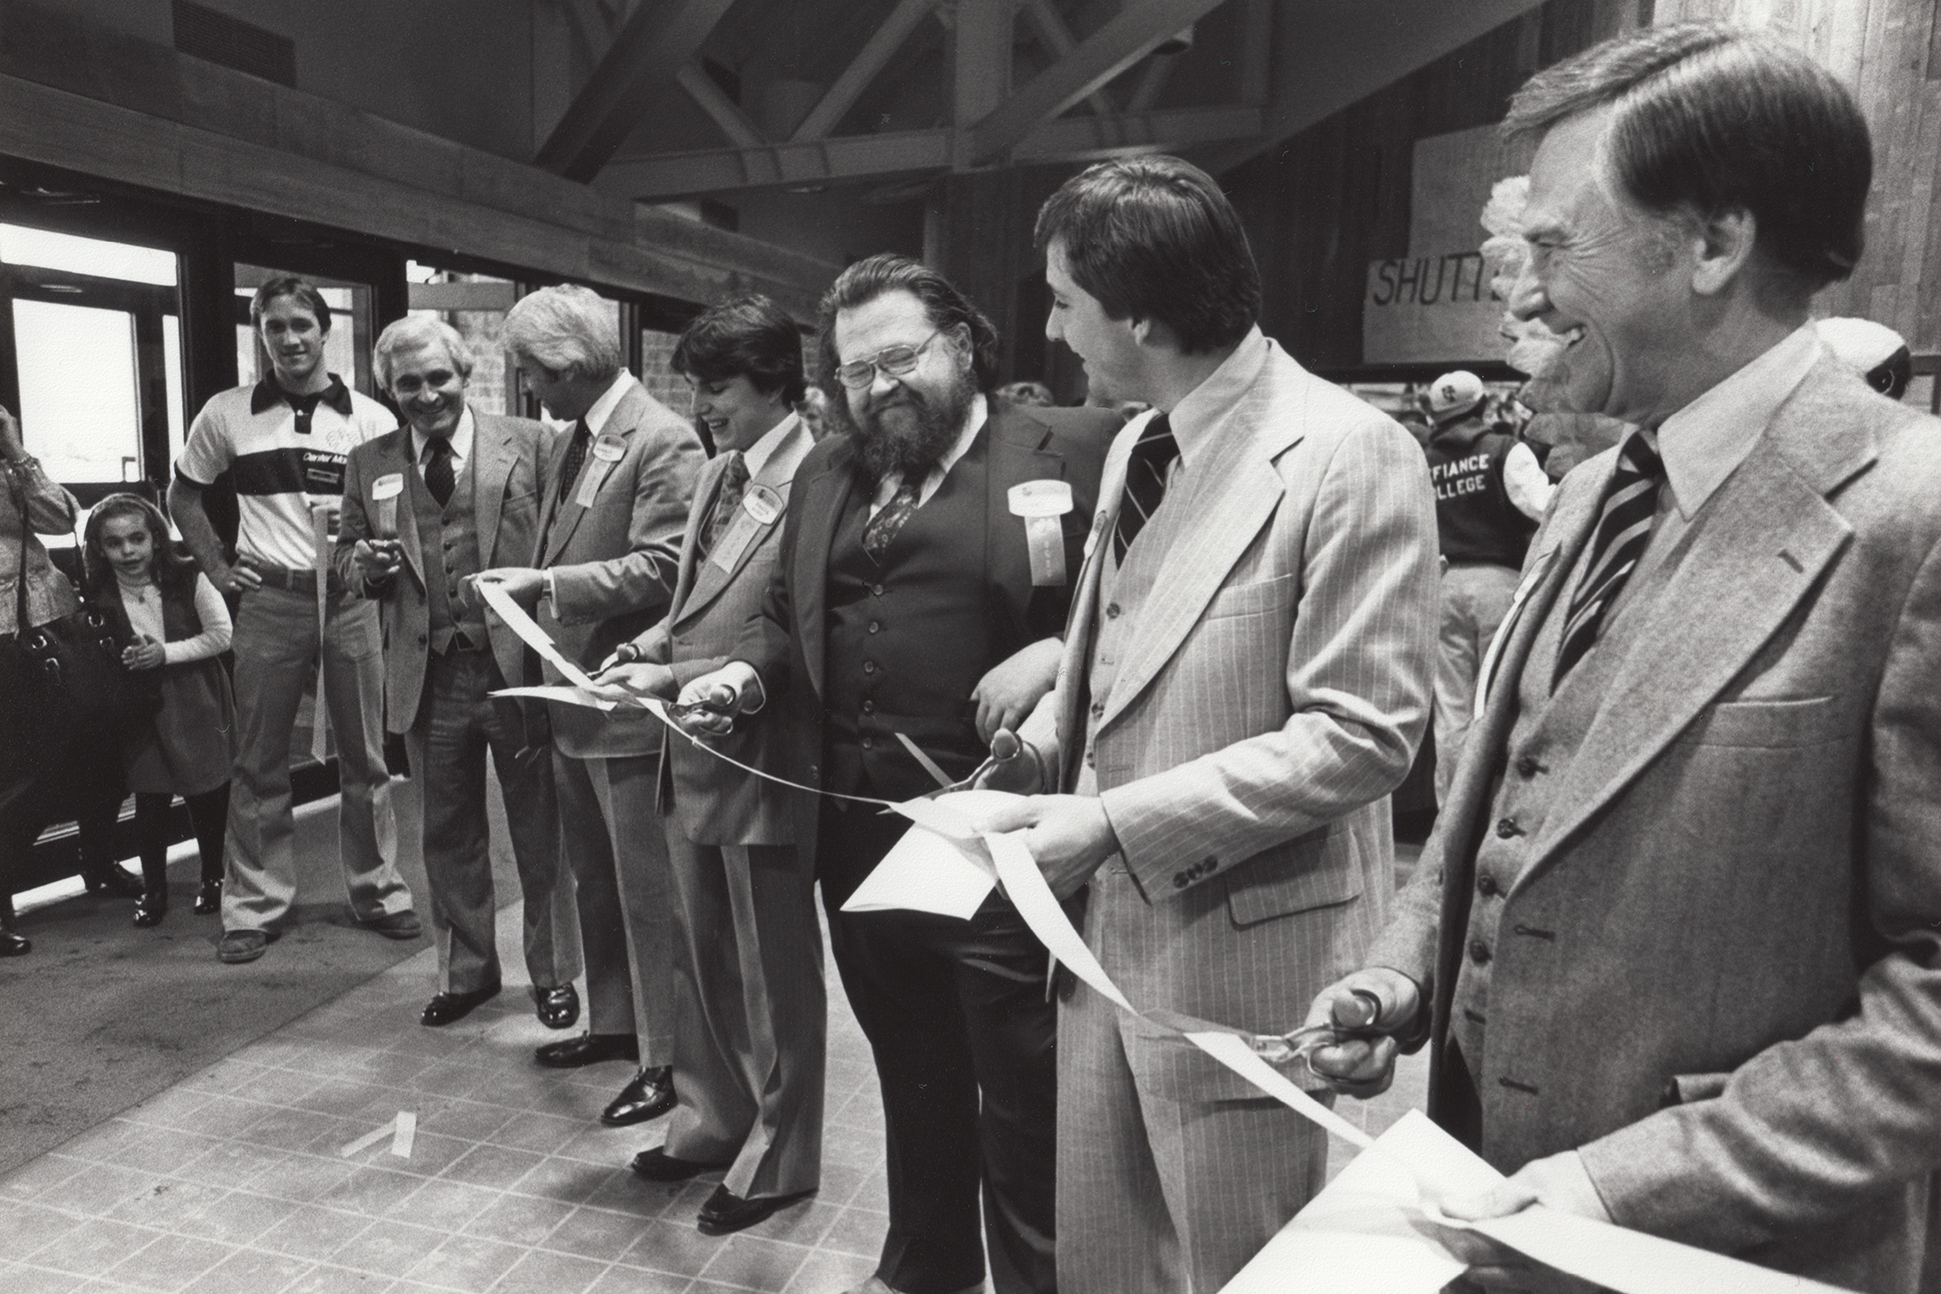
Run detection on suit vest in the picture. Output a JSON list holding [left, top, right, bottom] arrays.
[[1426, 418, 1536, 569], [1450, 514, 1686, 1097], [407, 452, 488, 653], [823, 436, 1009, 801]]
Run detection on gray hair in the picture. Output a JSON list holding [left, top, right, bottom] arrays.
[[373, 315, 475, 392], [503, 284, 623, 383]]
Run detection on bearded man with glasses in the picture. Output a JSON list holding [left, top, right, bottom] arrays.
[[678, 254, 1113, 1294]]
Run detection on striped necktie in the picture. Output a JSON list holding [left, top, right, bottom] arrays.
[[1112, 413, 1178, 565], [1552, 431, 1665, 689]]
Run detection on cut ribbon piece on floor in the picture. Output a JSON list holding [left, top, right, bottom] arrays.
[[339, 1110, 417, 1160]]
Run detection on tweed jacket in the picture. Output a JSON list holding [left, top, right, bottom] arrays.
[[532, 378, 704, 760], [1020, 336, 1438, 1088], [629, 415, 814, 848], [1367, 356, 1941, 1293], [735, 401, 1113, 877], [336, 412, 549, 734]]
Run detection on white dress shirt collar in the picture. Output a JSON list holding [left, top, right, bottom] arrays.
[[1652, 322, 1823, 520], [741, 412, 800, 480], [1164, 326, 1270, 470], [583, 370, 637, 436], [411, 407, 475, 472]]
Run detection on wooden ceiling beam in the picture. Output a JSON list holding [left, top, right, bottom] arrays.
[[1020, 0, 1116, 117], [599, 103, 1260, 199], [535, 0, 738, 181], [966, 0, 1233, 165], [675, 62, 766, 148], [599, 127, 954, 199], [790, 0, 941, 142]]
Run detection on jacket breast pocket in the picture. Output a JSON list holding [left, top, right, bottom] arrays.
[[1203, 573, 1295, 621], [1683, 696, 1841, 748]]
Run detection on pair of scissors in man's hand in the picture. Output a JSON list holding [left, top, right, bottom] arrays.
[[1249, 989, 1390, 1067]]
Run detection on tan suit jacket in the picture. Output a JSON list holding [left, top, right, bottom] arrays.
[[336, 413, 548, 734], [532, 378, 704, 759], [1369, 357, 1941, 1293], [633, 416, 814, 847], [1024, 337, 1439, 1076]]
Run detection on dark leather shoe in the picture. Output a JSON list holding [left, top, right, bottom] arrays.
[[601, 1065, 676, 1127], [629, 1146, 728, 1183], [696, 1183, 816, 1236], [362, 910, 423, 940], [0, 929, 29, 957], [534, 1032, 638, 1069], [85, 864, 144, 898], [133, 894, 168, 928], [193, 880, 221, 915], [533, 984, 579, 1030], [421, 980, 502, 1027]]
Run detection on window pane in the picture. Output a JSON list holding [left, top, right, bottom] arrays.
[[14, 298, 142, 483], [1, 224, 177, 286]]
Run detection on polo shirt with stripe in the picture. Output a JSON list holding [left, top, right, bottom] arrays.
[[176, 376, 395, 569]]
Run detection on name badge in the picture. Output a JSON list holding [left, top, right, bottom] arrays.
[[1010, 480, 1073, 586], [371, 473, 404, 500], [575, 436, 626, 509], [742, 484, 782, 526], [1008, 479, 1073, 518], [709, 511, 761, 572]]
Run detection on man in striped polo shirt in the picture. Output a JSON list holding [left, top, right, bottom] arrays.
[[170, 276, 420, 964]]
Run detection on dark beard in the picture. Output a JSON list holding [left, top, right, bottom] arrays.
[[852, 374, 976, 483]]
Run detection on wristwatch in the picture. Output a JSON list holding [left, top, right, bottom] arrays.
[[614, 642, 643, 664]]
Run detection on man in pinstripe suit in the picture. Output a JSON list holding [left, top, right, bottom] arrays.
[[986, 155, 1439, 1293]]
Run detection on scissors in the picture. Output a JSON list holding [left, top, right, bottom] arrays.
[[1246, 989, 1390, 1066]]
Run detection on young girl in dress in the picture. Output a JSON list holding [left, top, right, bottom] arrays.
[[82, 494, 235, 927]]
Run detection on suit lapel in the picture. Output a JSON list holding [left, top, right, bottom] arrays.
[[1099, 377, 1302, 727], [797, 440, 857, 700], [678, 419, 811, 628], [1514, 377, 1874, 890], [543, 383, 646, 566], [472, 413, 515, 566], [375, 429, 427, 592]]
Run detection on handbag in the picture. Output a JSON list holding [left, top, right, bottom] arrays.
[[0, 474, 150, 827]]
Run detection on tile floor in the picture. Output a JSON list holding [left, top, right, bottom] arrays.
[[0, 894, 1429, 1294]]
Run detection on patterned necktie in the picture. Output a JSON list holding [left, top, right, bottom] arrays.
[[556, 419, 591, 505], [422, 436, 455, 507], [863, 479, 920, 564], [1113, 413, 1179, 564], [699, 451, 751, 559], [1552, 432, 1666, 689]]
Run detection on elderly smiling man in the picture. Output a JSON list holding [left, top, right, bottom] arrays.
[[1306, 24, 1941, 1294], [335, 315, 578, 1031]]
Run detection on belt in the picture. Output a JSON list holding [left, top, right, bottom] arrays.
[[247, 563, 346, 596]]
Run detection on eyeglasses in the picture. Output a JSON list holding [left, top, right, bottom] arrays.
[[835, 329, 943, 391]]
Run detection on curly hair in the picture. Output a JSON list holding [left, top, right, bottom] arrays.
[[814, 254, 1001, 402]]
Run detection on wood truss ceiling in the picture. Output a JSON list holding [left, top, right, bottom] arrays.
[[536, 0, 1274, 200]]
